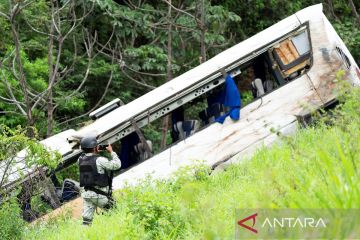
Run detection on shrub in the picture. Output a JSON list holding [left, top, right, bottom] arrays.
[[0, 200, 25, 240]]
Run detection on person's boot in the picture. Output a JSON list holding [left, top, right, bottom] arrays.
[[82, 217, 92, 226], [103, 198, 115, 211]]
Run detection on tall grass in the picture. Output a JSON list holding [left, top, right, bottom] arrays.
[[26, 87, 360, 239]]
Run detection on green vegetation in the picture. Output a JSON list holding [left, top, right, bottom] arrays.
[[0, 0, 359, 139], [0, 126, 62, 170], [0, 126, 62, 240], [0, 201, 25, 240], [23, 87, 359, 239], [1, 0, 359, 239]]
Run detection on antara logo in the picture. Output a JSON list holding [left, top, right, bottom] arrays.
[[237, 213, 327, 234], [237, 213, 258, 234]]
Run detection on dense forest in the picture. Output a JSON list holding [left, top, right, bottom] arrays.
[[0, 0, 359, 140]]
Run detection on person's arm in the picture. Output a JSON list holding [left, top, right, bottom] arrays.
[[98, 145, 121, 171]]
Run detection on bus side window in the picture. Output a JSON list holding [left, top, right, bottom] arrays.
[[271, 30, 312, 81]]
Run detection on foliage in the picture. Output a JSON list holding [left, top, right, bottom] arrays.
[[24, 87, 360, 239], [0, 49, 38, 127], [0, 0, 359, 238], [142, 123, 164, 153], [1, 0, 359, 136], [0, 200, 25, 240], [217, 0, 360, 64], [0, 125, 63, 232], [30, 194, 53, 216], [125, 45, 168, 72], [0, 125, 62, 189], [333, 19, 360, 63], [241, 90, 254, 106], [124, 184, 186, 239], [0, 0, 113, 135], [55, 163, 80, 184]]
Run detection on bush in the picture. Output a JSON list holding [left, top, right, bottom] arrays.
[[0, 200, 25, 240]]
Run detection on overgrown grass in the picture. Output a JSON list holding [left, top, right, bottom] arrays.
[[25, 87, 360, 239]]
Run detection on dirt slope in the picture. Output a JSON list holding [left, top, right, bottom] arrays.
[[32, 197, 83, 224]]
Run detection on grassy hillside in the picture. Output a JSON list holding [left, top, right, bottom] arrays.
[[25, 86, 360, 239]]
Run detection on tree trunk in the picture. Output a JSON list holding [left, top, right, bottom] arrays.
[[10, 12, 34, 137], [327, 0, 339, 21], [47, 91, 54, 137], [349, 0, 360, 25], [47, 5, 55, 137], [160, 0, 173, 150], [199, 0, 206, 63]]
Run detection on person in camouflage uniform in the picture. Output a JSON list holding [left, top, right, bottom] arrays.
[[78, 136, 121, 225]]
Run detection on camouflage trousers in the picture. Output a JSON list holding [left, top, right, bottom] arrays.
[[81, 191, 110, 225]]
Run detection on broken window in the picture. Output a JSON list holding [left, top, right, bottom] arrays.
[[271, 30, 312, 81]]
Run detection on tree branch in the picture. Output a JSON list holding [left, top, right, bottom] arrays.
[[23, 16, 55, 37], [0, 67, 27, 115], [52, 30, 95, 110], [0, 10, 10, 20], [121, 67, 156, 90], [0, 110, 25, 116], [9, 10, 34, 126], [57, 56, 115, 126], [125, 65, 166, 77], [0, 95, 25, 107], [162, 0, 199, 24]]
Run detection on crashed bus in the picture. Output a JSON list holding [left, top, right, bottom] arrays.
[[1, 4, 359, 219]]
